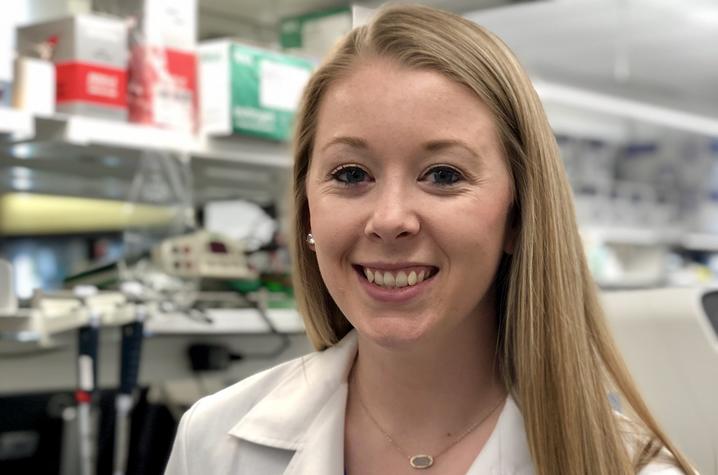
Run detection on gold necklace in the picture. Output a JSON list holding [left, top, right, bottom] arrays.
[[353, 384, 505, 470]]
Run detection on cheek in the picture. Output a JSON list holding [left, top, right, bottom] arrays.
[[451, 197, 511, 247], [437, 201, 511, 285], [306, 185, 332, 240], [307, 193, 363, 277], [309, 197, 351, 244]]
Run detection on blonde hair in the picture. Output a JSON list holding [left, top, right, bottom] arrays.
[[290, 4, 693, 474]]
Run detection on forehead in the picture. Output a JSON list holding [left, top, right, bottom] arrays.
[[313, 57, 500, 153]]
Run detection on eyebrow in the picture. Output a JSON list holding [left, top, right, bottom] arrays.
[[320, 136, 368, 152], [320, 137, 481, 159], [424, 139, 481, 159]]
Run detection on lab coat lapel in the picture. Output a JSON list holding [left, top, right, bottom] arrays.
[[283, 381, 348, 475], [465, 396, 535, 475], [227, 331, 357, 475]]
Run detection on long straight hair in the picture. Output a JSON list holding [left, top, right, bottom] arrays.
[[290, 4, 693, 474]]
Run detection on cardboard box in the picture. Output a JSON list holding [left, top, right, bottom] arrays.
[[11, 57, 55, 115], [280, 7, 352, 60], [16, 14, 128, 120], [93, 0, 196, 50], [199, 41, 314, 141], [94, 0, 198, 131], [126, 45, 197, 132]]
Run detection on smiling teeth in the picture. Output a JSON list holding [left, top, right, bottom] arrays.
[[363, 268, 432, 288]]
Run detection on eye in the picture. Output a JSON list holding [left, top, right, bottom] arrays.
[[331, 165, 370, 185], [422, 166, 463, 186]]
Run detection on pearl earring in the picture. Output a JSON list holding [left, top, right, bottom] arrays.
[[306, 233, 315, 246]]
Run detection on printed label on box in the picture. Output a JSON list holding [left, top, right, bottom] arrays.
[[128, 45, 197, 131], [258, 60, 311, 112], [56, 62, 127, 108], [228, 43, 313, 141]]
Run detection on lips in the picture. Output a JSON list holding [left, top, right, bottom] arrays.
[[356, 265, 438, 288]]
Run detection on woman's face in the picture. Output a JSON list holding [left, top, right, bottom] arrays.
[[306, 57, 515, 349]]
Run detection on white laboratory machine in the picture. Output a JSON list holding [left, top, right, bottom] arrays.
[[151, 230, 256, 280], [602, 287, 718, 474]]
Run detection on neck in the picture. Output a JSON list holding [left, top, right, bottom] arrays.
[[349, 307, 506, 440]]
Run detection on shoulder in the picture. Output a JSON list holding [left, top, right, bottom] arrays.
[[164, 352, 318, 473], [183, 351, 319, 436], [165, 332, 359, 474], [172, 330, 358, 445], [616, 414, 692, 475], [638, 452, 689, 475]]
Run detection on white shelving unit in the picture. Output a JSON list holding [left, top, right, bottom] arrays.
[[0, 107, 35, 140], [581, 226, 682, 247], [681, 233, 718, 253], [1, 110, 292, 168], [582, 227, 718, 253], [194, 134, 292, 168], [145, 308, 304, 335], [0, 108, 292, 206], [0, 109, 299, 342], [48, 115, 196, 151]]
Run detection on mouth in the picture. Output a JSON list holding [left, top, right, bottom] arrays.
[[353, 264, 439, 289]]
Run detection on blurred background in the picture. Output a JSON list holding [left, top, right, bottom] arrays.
[[0, 1, 716, 474]]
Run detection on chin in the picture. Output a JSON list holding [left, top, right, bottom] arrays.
[[355, 316, 433, 350]]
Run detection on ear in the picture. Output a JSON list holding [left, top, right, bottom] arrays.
[[306, 230, 316, 251], [304, 206, 315, 252]]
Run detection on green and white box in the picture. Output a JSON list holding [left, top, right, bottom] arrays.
[[199, 41, 314, 141], [280, 7, 352, 59]]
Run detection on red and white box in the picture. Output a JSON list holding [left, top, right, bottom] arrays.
[[17, 14, 128, 121], [127, 44, 197, 132], [94, 0, 198, 132]]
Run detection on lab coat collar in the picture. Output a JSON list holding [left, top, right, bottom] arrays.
[[227, 330, 535, 474], [465, 395, 534, 474], [228, 330, 358, 472]]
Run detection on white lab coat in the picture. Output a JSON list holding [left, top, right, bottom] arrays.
[[164, 330, 684, 475]]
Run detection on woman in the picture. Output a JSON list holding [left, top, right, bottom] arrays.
[[165, 5, 695, 474]]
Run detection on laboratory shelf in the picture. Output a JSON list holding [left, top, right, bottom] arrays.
[[580, 226, 681, 246], [0, 307, 304, 356], [37, 114, 195, 152], [582, 227, 718, 253], [0, 107, 35, 140], [145, 308, 304, 335], [595, 276, 666, 290], [193, 134, 292, 169], [0, 110, 292, 169], [680, 233, 718, 252]]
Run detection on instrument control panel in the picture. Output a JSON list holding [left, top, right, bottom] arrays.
[[152, 231, 256, 280]]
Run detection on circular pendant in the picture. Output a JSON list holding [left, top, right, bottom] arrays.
[[409, 454, 434, 469]]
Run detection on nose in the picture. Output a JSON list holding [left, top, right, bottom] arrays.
[[364, 181, 421, 241]]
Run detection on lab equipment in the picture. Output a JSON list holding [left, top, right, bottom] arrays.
[[113, 282, 146, 475], [602, 287, 718, 475], [74, 286, 101, 475], [151, 230, 256, 280]]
